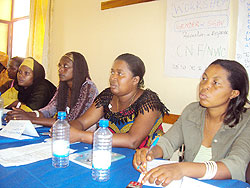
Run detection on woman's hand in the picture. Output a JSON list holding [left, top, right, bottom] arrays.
[[133, 148, 155, 173], [5, 108, 31, 122], [69, 126, 84, 143], [141, 163, 184, 187]]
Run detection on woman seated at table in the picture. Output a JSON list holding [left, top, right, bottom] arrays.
[[0, 56, 24, 94], [69, 53, 169, 149], [0, 51, 11, 87], [6, 52, 99, 128], [2, 57, 56, 111], [133, 59, 250, 185]]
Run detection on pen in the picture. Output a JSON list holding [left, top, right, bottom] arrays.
[[41, 132, 50, 135], [16, 102, 21, 108], [137, 137, 160, 170]]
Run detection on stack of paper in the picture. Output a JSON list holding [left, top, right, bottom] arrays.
[[0, 120, 39, 140], [0, 141, 75, 167]]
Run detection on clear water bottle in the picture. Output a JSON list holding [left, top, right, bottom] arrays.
[[52, 111, 70, 168], [92, 119, 113, 182], [0, 92, 3, 127]]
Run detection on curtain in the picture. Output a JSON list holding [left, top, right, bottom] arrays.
[[26, 0, 53, 74]]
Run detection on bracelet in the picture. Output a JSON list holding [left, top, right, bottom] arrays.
[[199, 161, 218, 180], [33, 110, 40, 117]]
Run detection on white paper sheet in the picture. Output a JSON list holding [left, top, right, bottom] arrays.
[[0, 141, 76, 167], [22, 121, 39, 136], [138, 159, 218, 188], [181, 176, 218, 188], [3, 109, 11, 114], [0, 120, 39, 139], [236, 0, 250, 76], [165, 0, 230, 78]]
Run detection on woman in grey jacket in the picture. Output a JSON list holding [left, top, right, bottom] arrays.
[[133, 59, 250, 185]]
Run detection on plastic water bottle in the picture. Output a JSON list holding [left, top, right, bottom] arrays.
[[52, 111, 70, 168], [92, 119, 113, 182], [0, 92, 3, 127]]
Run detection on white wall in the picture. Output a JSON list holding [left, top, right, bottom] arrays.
[[48, 0, 239, 115]]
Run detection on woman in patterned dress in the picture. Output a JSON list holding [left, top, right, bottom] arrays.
[[70, 53, 169, 149]]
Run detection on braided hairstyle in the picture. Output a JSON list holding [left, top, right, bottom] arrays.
[[57, 52, 91, 111]]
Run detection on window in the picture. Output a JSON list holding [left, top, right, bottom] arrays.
[[0, 0, 30, 58]]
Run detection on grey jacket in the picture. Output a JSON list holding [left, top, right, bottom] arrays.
[[157, 102, 250, 182]]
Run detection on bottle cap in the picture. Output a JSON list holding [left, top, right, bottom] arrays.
[[99, 119, 109, 128], [58, 111, 66, 119]]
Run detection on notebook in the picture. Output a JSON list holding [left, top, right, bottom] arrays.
[[70, 149, 125, 169]]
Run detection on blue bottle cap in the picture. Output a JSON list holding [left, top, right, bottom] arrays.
[[58, 111, 66, 119], [99, 119, 109, 128]]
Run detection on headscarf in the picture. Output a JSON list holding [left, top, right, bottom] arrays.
[[20, 57, 45, 82], [0, 51, 8, 68], [17, 57, 46, 103]]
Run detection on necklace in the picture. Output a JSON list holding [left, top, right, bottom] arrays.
[[116, 90, 138, 112]]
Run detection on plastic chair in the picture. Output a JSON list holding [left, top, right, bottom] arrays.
[[246, 162, 250, 184], [163, 113, 184, 162]]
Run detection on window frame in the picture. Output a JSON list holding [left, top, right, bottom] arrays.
[[0, 0, 29, 57]]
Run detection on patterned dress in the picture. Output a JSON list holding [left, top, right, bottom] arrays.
[[94, 88, 169, 148], [39, 79, 98, 121]]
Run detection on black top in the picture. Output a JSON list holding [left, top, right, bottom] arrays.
[[94, 88, 169, 125], [16, 79, 56, 110], [16, 58, 56, 110]]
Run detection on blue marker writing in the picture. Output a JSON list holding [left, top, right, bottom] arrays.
[[137, 137, 160, 170]]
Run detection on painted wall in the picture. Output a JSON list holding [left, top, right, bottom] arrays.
[[48, 0, 238, 114]]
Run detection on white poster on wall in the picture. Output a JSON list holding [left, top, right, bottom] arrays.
[[236, 0, 250, 76], [165, 0, 230, 78]]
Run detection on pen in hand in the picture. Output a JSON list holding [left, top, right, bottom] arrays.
[[16, 102, 21, 108], [137, 137, 160, 170], [41, 132, 50, 136]]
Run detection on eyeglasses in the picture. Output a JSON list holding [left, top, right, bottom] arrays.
[[58, 64, 73, 69]]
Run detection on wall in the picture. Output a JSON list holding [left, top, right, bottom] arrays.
[[48, 0, 238, 114]]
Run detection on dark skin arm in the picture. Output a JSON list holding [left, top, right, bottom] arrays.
[[69, 102, 161, 149], [0, 80, 12, 94], [6, 107, 56, 127], [5, 100, 19, 109]]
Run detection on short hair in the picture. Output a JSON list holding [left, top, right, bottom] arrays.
[[210, 59, 250, 127], [57, 52, 91, 111], [10, 56, 24, 67], [115, 53, 145, 88]]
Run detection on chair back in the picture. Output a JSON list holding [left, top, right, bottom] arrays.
[[163, 113, 180, 124], [163, 113, 184, 162], [246, 162, 250, 184]]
